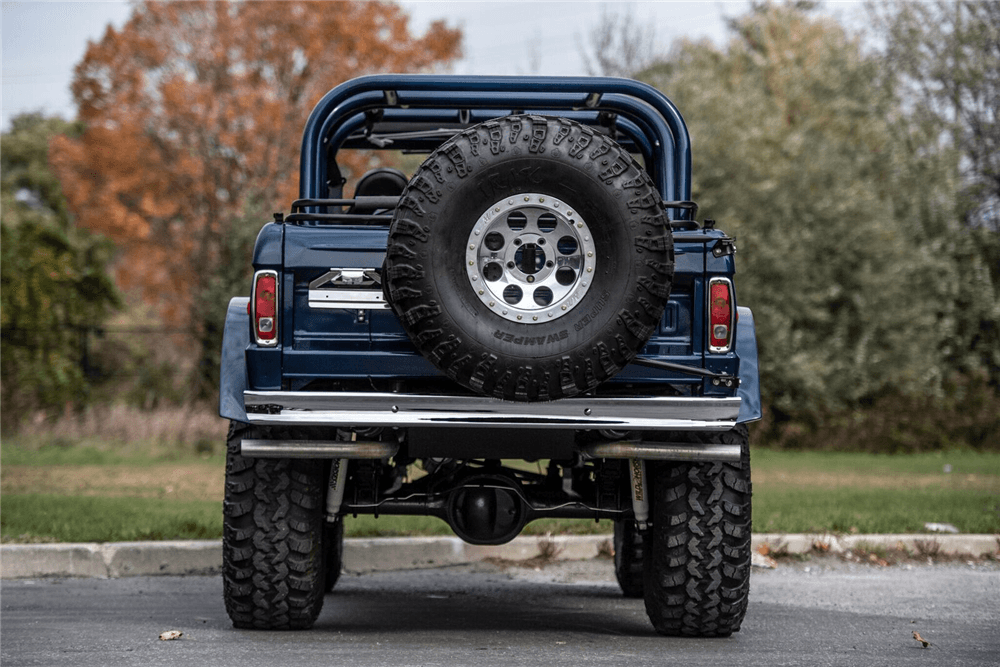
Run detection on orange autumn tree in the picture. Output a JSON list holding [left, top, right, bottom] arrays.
[[52, 0, 460, 322], [51, 0, 460, 395]]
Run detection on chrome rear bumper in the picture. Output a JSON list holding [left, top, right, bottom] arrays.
[[244, 390, 740, 431]]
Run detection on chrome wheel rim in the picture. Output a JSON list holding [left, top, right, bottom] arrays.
[[466, 194, 596, 324]]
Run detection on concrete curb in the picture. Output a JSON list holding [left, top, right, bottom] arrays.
[[2, 534, 997, 580], [752, 533, 1000, 557]]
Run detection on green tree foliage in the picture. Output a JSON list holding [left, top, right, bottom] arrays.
[[1, 114, 121, 425], [189, 198, 262, 397], [639, 3, 999, 430], [871, 0, 999, 232], [869, 0, 1000, 384], [53, 1, 461, 400]]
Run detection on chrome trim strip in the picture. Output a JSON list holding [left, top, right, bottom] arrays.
[[308, 268, 389, 310], [581, 441, 741, 462], [241, 439, 398, 459], [243, 391, 740, 430], [308, 289, 389, 309]]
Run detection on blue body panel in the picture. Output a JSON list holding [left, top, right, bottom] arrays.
[[219, 298, 250, 422], [219, 75, 762, 424], [734, 307, 762, 423]]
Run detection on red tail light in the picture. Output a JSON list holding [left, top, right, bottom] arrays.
[[253, 270, 278, 346], [708, 277, 734, 353]]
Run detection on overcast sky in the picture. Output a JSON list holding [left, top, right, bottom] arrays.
[[1, 1, 863, 130]]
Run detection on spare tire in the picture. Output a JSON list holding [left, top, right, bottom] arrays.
[[385, 115, 673, 401]]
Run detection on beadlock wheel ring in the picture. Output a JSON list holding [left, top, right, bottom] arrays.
[[465, 193, 596, 324]]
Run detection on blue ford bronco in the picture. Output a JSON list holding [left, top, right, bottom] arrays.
[[219, 75, 761, 636]]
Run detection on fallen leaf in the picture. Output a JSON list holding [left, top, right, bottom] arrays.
[[912, 631, 930, 648], [751, 552, 777, 569], [159, 630, 183, 641], [923, 522, 959, 534]]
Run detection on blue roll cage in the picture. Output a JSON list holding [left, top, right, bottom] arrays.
[[298, 74, 693, 222]]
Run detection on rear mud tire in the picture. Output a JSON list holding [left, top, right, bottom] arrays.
[[385, 114, 674, 401], [643, 425, 752, 637], [323, 519, 344, 594], [614, 519, 646, 598], [223, 422, 327, 630]]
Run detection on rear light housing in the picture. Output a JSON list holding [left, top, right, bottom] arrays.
[[252, 270, 279, 347], [707, 277, 735, 353]]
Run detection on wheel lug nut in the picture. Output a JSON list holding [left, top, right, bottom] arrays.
[[507, 261, 515, 268]]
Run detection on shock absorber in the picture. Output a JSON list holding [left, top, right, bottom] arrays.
[[629, 458, 649, 530], [326, 458, 349, 521]]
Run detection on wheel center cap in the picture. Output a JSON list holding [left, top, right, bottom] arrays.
[[514, 242, 544, 275]]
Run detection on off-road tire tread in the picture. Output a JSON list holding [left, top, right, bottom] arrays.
[[614, 519, 646, 598], [223, 422, 326, 630], [323, 518, 344, 594], [385, 114, 674, 401], [643, 425, 751, 637]]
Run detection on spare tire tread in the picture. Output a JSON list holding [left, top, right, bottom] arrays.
[[386, 115, 674, 401]]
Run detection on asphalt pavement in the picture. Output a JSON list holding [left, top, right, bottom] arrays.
[[3, 557, 998, 667]]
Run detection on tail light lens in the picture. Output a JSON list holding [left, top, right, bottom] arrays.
[[707, 277, 735, 353], [252, 270, 279, 346]]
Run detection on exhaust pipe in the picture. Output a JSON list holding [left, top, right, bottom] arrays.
[[241, 439, 398, 459], [581, 441, 740, 462]]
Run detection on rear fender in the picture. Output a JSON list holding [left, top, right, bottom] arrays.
[[219, 297, 250, 423], [735, 306, 762, 424]]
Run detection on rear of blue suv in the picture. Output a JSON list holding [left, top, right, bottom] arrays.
[[219, 75, 760, 636]]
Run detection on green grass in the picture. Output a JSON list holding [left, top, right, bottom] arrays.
[[0, 495, 612, 543], [755, 487, 1000, 534], [4, 487, 996, 543], [1, 437, 225, 467], [2, 440, 998, 543], [1, 495, 222, 543], [752, 448, 1000, 477]]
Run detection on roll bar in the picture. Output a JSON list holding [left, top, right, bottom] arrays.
[[299, 75, 693, 220]]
